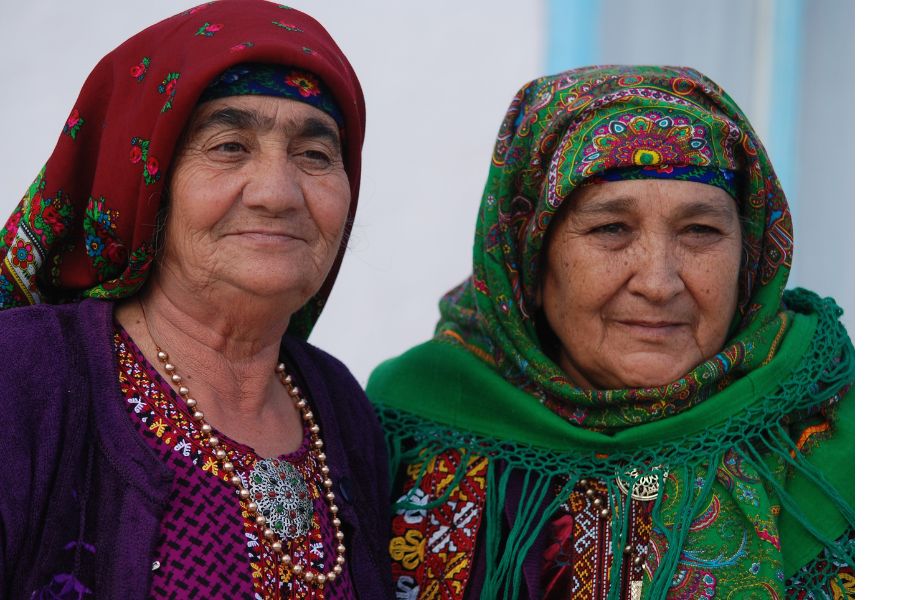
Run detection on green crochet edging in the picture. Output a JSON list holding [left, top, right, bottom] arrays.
[[371, 290, 854, 598]]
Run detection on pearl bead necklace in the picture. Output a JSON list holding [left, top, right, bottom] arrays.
[[151, 347, 346, 588]]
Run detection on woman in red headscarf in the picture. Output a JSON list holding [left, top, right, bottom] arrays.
[[0, 2, 390, 597]]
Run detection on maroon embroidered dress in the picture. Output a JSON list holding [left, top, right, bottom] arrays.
[[116, 326, 352, 599]]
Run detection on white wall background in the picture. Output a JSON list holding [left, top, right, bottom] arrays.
[[0, 1, 852, 385]]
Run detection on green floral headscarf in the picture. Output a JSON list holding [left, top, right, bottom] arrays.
[[437, 65, 794, 430]]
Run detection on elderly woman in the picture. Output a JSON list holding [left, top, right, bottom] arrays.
[[0, 2, 391, 598], [369, 66, 853, 599]]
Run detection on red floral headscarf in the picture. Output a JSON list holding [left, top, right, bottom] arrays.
[[0, 0, 365, 338]]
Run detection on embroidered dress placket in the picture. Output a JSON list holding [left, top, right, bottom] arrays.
[[115, 326, 353, 599]]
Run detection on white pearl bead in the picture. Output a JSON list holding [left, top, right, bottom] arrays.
[[157, 351, 168, 361], [186, 398, 197, 408], [171, 374, 182, 384]]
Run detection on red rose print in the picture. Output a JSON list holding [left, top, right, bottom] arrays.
[[146, 157, 159, 176], [66, 109, 80, 128], [104, 242, 127, 265], [165, 79, 177, 95], [43, 206, 65, 235], [130, 146, 143, 163], [130, 64, 146, 78], [206, 23, 223, 32]]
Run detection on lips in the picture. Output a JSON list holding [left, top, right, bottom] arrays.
[[614, 320, 689, 341], [618, 320, 686, 328], [228, 228, 302, 239]]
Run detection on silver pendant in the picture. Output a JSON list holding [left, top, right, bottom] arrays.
[[614, 466, 668, 501], [248, 458, 314, 541]]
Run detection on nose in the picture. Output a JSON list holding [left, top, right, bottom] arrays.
[[626, 233, 685, 303], [241, 152, 305, 214]]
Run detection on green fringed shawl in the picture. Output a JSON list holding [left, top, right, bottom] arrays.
[[369, 290, 854, 598]]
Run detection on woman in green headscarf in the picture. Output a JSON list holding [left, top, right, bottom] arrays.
[[368, 66, 853, 599]]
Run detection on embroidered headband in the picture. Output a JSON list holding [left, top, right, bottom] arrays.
[[199, 63, 344, 127], [595, 165, 738, 199]]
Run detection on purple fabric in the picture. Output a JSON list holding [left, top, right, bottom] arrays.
[[0, 299, 391, 599], [117, 328, 354, 596]]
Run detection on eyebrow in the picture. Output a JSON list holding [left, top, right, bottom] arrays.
[[573, 196, 736, 221], [190, 107, 341, 150]]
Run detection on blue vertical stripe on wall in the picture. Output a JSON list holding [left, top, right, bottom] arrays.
[[546, 0, 601, 73], [767, 0, 806, 204]]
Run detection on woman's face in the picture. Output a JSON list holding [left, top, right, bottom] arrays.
[[538, 178, 742, 389], [161, 95, 351, 306]]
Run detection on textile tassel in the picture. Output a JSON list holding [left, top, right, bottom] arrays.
[[508, 475, 577, 599], [604, 474, 633, 600], [481, 460, 512, 600], [765, 426, 854, 525], [738, 441, 854, 568], [500, 473, 552, 599], [647, 457, 720, 599]]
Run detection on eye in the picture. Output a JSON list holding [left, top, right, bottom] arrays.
[[591, 222, 629, 235], [298, 149, 332, 164], [211, 141, 248, 154], [683, 224, 722, 236], [293, 147, 338, 173]]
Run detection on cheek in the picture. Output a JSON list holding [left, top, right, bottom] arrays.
[[692, 251, 742, 337], [309, 177, 352, 240]]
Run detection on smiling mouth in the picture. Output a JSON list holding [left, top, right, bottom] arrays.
[[230, 231, 302, 241], [615, 320, 688, 339]]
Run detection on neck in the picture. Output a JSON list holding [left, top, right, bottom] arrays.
[[115, 279, 304, 455]]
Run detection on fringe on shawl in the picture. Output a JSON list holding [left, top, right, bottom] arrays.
[[377, 293, 854, 599]]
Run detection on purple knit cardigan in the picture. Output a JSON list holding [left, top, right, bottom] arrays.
[[0, 299, 391, 599]]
